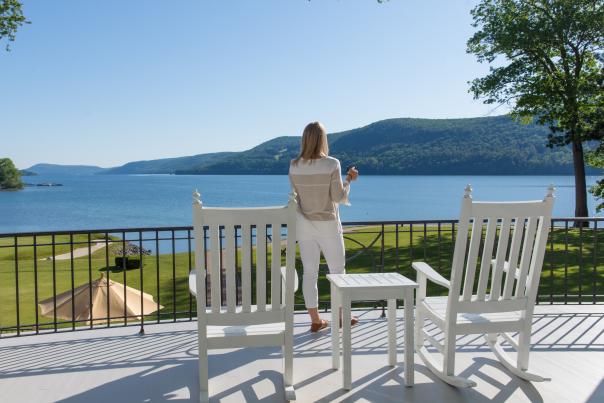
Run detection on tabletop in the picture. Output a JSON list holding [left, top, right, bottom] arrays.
[[326, 272, 418, 289]]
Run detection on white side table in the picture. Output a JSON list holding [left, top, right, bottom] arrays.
[[327, 272, 418, 390]]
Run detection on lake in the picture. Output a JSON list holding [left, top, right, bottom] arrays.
[[0, 174, 600, 234]]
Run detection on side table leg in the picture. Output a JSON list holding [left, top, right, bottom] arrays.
[[404, 292, 414, 386], [342, 295, 352, 390], [331, 285, 340, 370], [388, 299, 397, 366]]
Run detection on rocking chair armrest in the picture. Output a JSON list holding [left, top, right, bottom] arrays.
[[280, 266, 299, 293], [188, 269, 206, 297], [412, 261, 450, 289]]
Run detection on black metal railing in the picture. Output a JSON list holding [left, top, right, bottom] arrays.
[[0, 218, 602, 338]]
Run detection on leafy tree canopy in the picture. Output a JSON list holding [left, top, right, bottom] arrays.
[[467, 0, 604, 219], [0, 0, 28, 51], [0, 158, 23, 189], [468, 0, 604, 144], [587, 148, 604, 212]]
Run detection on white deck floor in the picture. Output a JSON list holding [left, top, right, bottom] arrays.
[[0, 305, 603, 403]]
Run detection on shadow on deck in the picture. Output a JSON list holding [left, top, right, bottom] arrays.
[[0, 306, 603, 403]]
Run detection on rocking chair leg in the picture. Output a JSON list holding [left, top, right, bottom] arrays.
[[282, 344, 296, 401], [198, 348, 209, 403], [414, 308, 424, 350], [485, 334, 550, 382], [443, 329, 456, 378], [517, 330, 530, 371], [417, 346, 477, 388], [415, 323, 476, 388]]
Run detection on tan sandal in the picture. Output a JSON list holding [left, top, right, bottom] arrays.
[[310, 319, 329, 333], [339, 316, 359, 328]]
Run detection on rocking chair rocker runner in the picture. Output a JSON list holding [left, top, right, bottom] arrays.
[[189, 190, 299, 402], [413, 185, 555, 387]]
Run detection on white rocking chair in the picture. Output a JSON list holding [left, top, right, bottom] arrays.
[[413, 185, 555, 387], [189, 190, 299, 402]]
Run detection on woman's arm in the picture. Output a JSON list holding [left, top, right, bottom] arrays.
[[329, 161, 351, 205], [288, 172, 301, 204]]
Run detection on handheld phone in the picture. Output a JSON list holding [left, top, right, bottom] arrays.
[[346, 165, 357, 174]]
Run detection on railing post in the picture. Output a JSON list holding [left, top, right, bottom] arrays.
[[155, 230, 160, 324], [14, 236, 20, 336], [172, 230, 176, 322], [188, 229, 193, 321], [544, 218, 558, 305], [395, 224, 400, 271], [139, 230, 145, 335], [594, 221, 598, 304], [122, 231, 127, 326], [88, 233, 93, 330], [105, 232, 111, 326], [381, 224, 386, 318], [52, 234, 58, 332], [33, 234, 39, 334], [70, 233, 75, 331], [579, 223, 584, 305], [563, 220, 569, 304]]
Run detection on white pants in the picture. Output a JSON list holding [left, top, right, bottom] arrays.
[[299, 235, 346, 309]]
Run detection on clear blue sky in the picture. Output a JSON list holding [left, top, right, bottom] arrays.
[[2, 0, 499, 169]]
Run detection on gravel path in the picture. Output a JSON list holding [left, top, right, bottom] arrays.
[[41, 240, 108, 261]]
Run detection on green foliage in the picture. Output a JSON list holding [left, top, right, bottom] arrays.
[[0, 158, 23, 189], [587, 142, 604, 212], [18, 169, 36, 176], [0, 0, 28, 51], [467, 0, 604, 218], [467, 0, 604, 144]]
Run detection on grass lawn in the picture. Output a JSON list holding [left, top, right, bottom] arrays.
[[0, 224, 602, 334]]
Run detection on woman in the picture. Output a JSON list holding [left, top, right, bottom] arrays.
[[289, 121, 359, 332]]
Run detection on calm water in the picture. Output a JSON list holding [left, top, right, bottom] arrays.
[[0, 174, 599, 233]]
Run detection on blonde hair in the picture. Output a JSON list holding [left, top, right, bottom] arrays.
[[293, 122, 329, 165]]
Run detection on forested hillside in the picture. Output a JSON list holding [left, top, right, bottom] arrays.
[[177, 116, 594, 175], [101, 152, 236, 174], [25, 164, 108, 176], [25, 116, 600, 176]]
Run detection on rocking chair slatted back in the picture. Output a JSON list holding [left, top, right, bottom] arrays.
[[448, 186, 555, 315], [192, 191, 297, 327]]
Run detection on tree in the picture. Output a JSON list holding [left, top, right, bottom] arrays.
[[585, 53, 604, 211], [467, 0, 604, 223], [0, 0, 28, 51], [0, 158, 23, 189]]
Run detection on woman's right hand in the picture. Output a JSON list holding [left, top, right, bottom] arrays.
[[346, 167, 359, 182]]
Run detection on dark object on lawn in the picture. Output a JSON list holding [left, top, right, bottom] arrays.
[[114, 243, 151, 257], [114, 256, 143, 270], [114, 243, 151, 270]]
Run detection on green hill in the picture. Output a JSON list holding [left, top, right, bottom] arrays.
[[18, 169, 37, 176], [101, 152, 236, 175], [26, 163, 108, 176], [25, 115, 601, 175], [176, 115, 597, 175]]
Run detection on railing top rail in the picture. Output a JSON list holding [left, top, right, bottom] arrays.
[[551, 217, 604, 221], [0, 226, 195, 238], [1, 217, 604, 237]]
